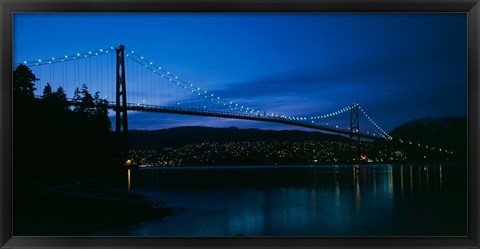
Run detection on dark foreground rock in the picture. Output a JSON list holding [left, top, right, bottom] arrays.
[[14, 182, 176, 236]]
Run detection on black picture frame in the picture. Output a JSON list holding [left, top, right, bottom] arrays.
[[1, 0, 479, 248]]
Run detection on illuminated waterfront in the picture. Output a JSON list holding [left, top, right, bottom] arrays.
[[128, 139, 454, 167]]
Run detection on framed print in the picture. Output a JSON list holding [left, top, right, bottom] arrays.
[[1, 0, 479, 248]]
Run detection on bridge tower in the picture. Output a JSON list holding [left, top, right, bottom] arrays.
[[350, 104, 360, 142], [115, 45, 129, 165], [350, 103, 361, 160]]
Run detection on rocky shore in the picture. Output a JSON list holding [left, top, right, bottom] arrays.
[[14, 181, 176, 236]]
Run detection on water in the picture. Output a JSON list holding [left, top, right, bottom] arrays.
[[112, 164, 467, 236]]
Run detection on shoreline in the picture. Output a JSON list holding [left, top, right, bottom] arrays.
[[14, 180, 177, 236], [136, 162, 465, 170]]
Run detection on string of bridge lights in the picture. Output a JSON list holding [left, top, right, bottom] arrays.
[[14, 46, 395, 138], [282, 105, 354, 122], [355, 106, 451, 154], [308, 104, 354, 120], [126, 49, 381, 129], [15, 47, 116, 68], [124, 48, 274, 117], [126, 49, 371, 125], [14, 46, 456, 154], [290, 103, 388, 138], [14, 46, 279, 118], [396, 139, 453, 154], [357, 105, 393, 140]]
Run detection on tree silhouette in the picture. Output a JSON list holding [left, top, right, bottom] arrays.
[[42, 83, 53, 98], [93, 92, 111, 131], [73, 87, 81, 104], [14, 64, 116, 189], [71, 84, 111, 131], [14, 65, 124, 236], [42, 84, 69, 111], [53, 86, 68, 110], [13, 64, 38, 97], [74, 85, 95, 113]]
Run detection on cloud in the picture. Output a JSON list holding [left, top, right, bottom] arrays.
[[214, 52, 436, 101]]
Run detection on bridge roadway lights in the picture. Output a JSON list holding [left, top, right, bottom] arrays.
[[106, 102, 380, 140]]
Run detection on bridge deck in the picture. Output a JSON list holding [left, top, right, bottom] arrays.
[[104, 102, 382, 140]]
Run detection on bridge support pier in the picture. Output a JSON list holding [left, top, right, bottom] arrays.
[[115, 45, 129, 165]]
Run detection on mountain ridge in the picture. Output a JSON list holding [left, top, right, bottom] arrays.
[[128, 116, 467, 154], [128, 126, 350, 149]]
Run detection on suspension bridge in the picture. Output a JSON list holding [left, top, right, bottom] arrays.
[[18, 44, 449, 164]]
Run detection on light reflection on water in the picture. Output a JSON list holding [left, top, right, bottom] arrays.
[[117, 164, 465, 236], [127, 169, 131, 192]]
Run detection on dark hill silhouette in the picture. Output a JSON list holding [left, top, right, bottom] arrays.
[[388, 116, 467, 161], [128, 126, 350, 149], [128, 116, 467, 163], [389, 116, 466, 148]]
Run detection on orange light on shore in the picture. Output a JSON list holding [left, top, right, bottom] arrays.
[[125, 159, 132, 166]]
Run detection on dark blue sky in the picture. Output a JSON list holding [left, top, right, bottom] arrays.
[[13, 13, 467, 132]]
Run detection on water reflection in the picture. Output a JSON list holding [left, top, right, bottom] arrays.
[[426, 166, 429, 188], [410, 165, 413, 192], [400, 165, 404, 197], [127, 169, 131, 191], [439, 165, 443, 190], [121, 164, 466, 236], [354, 166, 361, 209]]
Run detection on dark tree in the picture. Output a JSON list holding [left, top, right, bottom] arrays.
[[93, 92, 112, 131], [13, 64, 38, 97], [71, 85, 111, 130], [42, 84, 70, 111], [13, 66, 143, 237], [14, 65, 115, 187], [73, 87, 81, 103], [42, 83, 53, 98], [73, 84, 96, 117], [53, 86, 68, 110]]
